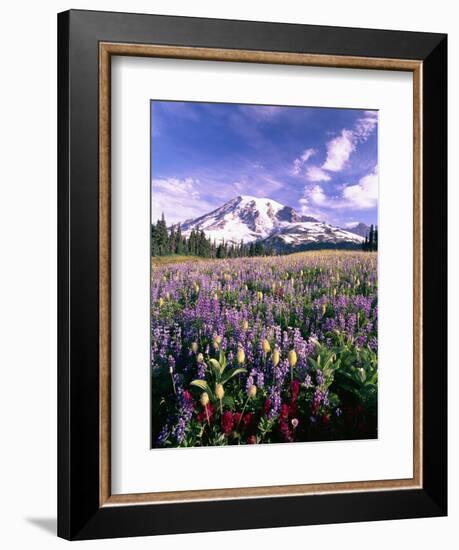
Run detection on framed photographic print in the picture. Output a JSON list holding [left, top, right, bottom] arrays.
[[57, 10, 447, 540]]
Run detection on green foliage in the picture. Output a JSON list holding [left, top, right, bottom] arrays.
[[362, 224, 378, 252], [190, 350, 247, 403], [151, 213, 275, 258]]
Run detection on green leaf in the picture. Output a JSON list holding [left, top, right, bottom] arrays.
[[368, 371, 378, 385], [221, 367, 247, 385], [190, 379, 214, 400], [208, 358, 222, 380], [222, 395, 234, 408], [219, 350, 227, 373], [190, 379, 210, 391]]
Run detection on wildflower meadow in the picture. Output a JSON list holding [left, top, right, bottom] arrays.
[[151, 251, 378, 448]]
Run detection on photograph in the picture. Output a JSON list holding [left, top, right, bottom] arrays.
[[150, 101, 379, 448], [52, 7, 447, 542]]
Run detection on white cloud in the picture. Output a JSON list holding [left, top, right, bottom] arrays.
[[153, 177, 200, 198], [300, 185, 327, 211], [151, 177, 213, 225], [300, 166, 378, 214], [301, 148, 316, 162], [151, 171, 286, 226], [291, 148, 317, 175], [309, 185, 327, 205], [353, 111, 378, 143], [292, 160, 301, 176], [293, 112, 377, 180], [321, 111, 377, 173], [305, 165, 331, 182], [298, 199, 334, 224], [342, 167, 378, 209], [322, 129, 355, 172]]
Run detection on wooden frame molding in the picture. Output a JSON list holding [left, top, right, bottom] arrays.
[[99, 42, 423, 507]]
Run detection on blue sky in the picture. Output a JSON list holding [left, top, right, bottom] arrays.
[[151, 101, 378, 228]]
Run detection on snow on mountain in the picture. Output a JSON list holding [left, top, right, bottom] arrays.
[[263, 221, 364, 252], [179, 195, 364, 251], [344, 222, 371, 239], [182, 195, 293, 243]]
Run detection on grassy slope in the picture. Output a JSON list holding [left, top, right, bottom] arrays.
[[152, 250, 375, 267], [152, 255, 210, 267]]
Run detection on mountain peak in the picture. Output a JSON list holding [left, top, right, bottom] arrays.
[[345, 222, 371, 238], [180, 195, 364, 250], [236, 194, 284, 208]]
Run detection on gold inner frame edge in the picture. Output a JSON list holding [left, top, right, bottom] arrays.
[[99, 42, 423, 507]]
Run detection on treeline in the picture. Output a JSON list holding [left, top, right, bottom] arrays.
[[362, 224, 378, 252], [151, 213, 275, 258]]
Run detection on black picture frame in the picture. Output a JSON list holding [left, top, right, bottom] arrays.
[[58, 9, 447, 540]]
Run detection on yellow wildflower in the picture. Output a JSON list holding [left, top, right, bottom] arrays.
[[288, 350, 298, 368]]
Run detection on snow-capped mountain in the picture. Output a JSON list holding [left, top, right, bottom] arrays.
[[345, 222, 371, 239], [179, 195, 364, 251]]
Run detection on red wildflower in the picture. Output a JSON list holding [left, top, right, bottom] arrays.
[[289, 402, 298, 418], [290, 379, 300, 401], [242, 412, 254, 429], [263, 398, 272, 416], [280, 403, 290, 420], [322, 413, 330, 425], [221, 411, 233, 436], [247, 435, 257, 444], [233, 412, 242, 428], [279, 419, 293, 442], [197, 403, 214, 424]]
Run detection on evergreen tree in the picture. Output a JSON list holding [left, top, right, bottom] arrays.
[[362, 235, 368, 252], [254, 241, 263, 256], [368, 224, 374, 252], [151, 221, 158, 256], [152, 214, 281, 258], [175, 224, 183, 254], [362, 224, 378, 252], [169, 226, 176, 255], [156, 213, 169, 255]]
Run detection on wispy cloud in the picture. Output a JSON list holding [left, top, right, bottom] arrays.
[[322, 112, 377, 172], [322, 129, 355, 172], [309, 185, 327, 205], [353, 111, 378, 143], [342, 166, 378, 209], [291, 148, 317, 175], [154, 177, 200, 199], [305, 165, 331, 182], [151, 101, 378, 227], [300, 166, 378, 214], [152, 170, 286, 225], [151, 177, 213, 224]]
